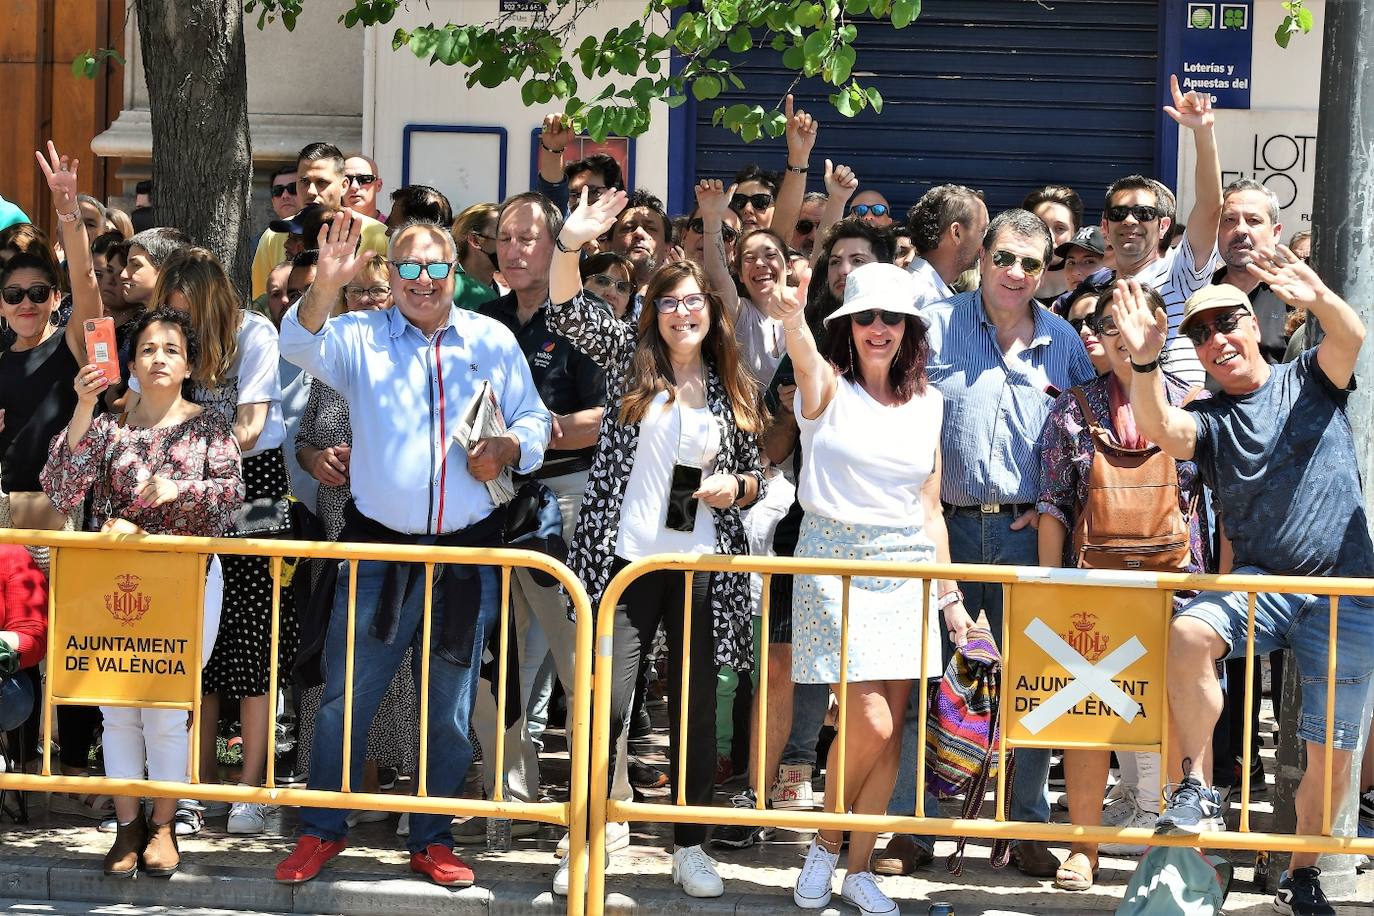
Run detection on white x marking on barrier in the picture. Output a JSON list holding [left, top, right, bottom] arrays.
[[1019, 617, 1145, 735]]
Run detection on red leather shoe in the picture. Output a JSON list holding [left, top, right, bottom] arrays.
[[409, 843, 475, 887], [275, 836, 347, 883]]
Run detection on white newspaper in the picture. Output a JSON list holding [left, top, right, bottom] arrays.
[[453, 380, 516, 505]]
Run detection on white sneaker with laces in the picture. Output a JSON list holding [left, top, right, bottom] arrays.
[[553, 845, 610, 896], [226, 801, 266, 834], [1100, 807, 1160, 855], [771, 763, 817, 810], [794, 838, 839, 909], [556, 821, 629, 858], [840, 871, 900, 916], [672, 844, 723, 898], [1101, 787, 1143, 827]]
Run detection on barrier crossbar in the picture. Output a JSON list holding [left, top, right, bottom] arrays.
[[0, 528, 595, 916], [586, 553, 1374, 909]]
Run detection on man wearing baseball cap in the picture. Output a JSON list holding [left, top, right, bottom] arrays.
[[1049, 226, 1111, 317], [1112, 249, 1372, 916]]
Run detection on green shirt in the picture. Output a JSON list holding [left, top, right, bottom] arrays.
[[452, 265, 498, 311]]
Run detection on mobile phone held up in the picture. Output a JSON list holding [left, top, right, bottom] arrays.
[[83, 317, 119, 385]]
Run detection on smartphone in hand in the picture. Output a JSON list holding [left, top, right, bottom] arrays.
[[83, 317, 119, 384]]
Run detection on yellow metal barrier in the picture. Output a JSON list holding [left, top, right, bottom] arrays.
[[586, 553, 1374, 909], [0, 528, 595, 916]]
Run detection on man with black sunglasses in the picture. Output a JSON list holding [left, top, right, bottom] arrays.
[[789, 192, 827, 257], [267, 165, 298, 220], [343, 155, 384, 222], [1101, 74, 1223, 389]]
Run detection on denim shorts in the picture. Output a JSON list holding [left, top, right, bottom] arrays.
[[1178, 565, 1374, 751]]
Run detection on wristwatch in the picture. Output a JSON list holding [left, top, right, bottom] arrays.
[[1130, 358, 1160, 373], [785, 163, 809, 174], [937, 589, 964, 611]]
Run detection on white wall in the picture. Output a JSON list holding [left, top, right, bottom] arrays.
[[1176, 0, 1322, 238], [367, 0, 671, 214]]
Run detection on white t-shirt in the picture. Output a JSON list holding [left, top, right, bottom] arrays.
[[734, 299, 785, 388], [129, 310, 284, 458], [615, 391, 721, 559], [1127, 237, 1219, 388], [797, 377, 942, 528]]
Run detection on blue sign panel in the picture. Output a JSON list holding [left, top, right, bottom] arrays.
[[1178, 1, 1253, 109]]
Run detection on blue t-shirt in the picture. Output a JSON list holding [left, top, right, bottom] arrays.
[[1188, 348, 1374, 577]]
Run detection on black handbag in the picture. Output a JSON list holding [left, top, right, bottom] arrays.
[[228, 496, 294, 538]]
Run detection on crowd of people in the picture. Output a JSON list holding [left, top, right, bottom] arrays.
[[1, 75, 1373, 916]]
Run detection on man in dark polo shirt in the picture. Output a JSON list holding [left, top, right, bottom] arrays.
[[1210, 178, 1290, 363], [467, 191, 608, 842]]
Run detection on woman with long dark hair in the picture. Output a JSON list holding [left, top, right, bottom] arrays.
[[778, 261, 974, 916], [545, 187, 766, 899]]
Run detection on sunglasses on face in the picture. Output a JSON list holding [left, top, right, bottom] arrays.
[[731, 192, 775, 211], [588, 273, 634, 296], [795, 219, 817, 235], [345, 173, 378, 187], [1105, 204, 1163, 223], [655, 293, 709, 314], [270, 183, 296, 199], [344, 285, 392, 301], [851, 309, 905, 327], [851, 204, 889, 218], [686, 218, 739, 243], [2, 284, 54, 305], [990, 249, 1046, 276], [1184, 307, 1250, 346], [392, 260, 454, 281], [1091, 317, 1121, 337]]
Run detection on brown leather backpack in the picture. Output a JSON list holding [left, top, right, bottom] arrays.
[[1069, 387, 1198, 572]]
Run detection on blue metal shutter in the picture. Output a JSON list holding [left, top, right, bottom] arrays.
[[691, 0, 1160, 221]]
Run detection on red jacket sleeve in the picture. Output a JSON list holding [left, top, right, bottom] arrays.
[[0, 546, 48, 668]]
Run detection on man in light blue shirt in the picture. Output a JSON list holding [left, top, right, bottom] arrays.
[[882, 210, 1096, 879], [275, 213, 551, 889]]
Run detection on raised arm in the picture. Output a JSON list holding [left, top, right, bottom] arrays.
[[695, 179, 742, 314], [1164, 74, 1221, 259], [1112, 279, 1197, 459], [773, 270, 836, 419], [547, 187, 633, 366], [810, 160, 858, 266], [36, 143, 102, 362], [1248, 244, 1365, 388], [296, 210, 374, 334], [535, 113, 574, 213], [769, 94, 818, 249]]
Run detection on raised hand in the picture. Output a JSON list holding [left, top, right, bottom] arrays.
[[540, 112, 575, 154], [784, 94, 818, 162], [1109, 278, 1168, 365], [313, 209, 374, 293], [73, 363, 110, 406], [694, 179, 735, 223], [823, 159, 858, 203], [560, 185, 628, 249], [35, 141, 80, 215], [1246, 244, 1328, 308], [1164, 74, 1214, 132]]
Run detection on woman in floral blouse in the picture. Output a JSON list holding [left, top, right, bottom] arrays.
[[1035, 283, 1209, 892], [546, 187, 766, 899], [42, 307, 243, 880]]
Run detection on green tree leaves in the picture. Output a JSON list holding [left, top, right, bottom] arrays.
[[70, 48, 125, 80], [1275, 0, 1314, 49]]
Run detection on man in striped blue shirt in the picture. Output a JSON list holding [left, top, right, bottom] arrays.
[[921, 208, 1095, 876]]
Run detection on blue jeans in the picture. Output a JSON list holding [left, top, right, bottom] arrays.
[[0, 673, 34, 733], [780, 681, 830, 767], [928, 508, 1051, 826], [301, 557, 498, 852]]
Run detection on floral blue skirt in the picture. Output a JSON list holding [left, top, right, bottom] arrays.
[[791, 512, 941, 684]]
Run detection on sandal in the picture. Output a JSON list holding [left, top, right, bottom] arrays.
[[47, 791, 115, 820], [1053, 852, 1099, 891]]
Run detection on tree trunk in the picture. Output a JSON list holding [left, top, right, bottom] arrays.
[[133, 0, 252, 292]]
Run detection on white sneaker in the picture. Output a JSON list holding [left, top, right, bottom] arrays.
[[794, 838, 839, 909], [552, 845, 610, 897], [556, 821, 629, 858], [1101, 787, 1143, 827], [226, 801, 266, 834], [771, 763, 817, 810], [396, 812, 409, 836], [672, 844, 723, 898], [840, 871, 900, 916], [346, 808, 389, 827], [1100, 807, 1160, 855]]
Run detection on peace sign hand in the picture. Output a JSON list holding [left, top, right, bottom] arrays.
[[35, 141, 80, 215], [1246, 244, 1329, 308], [313, 208, 375, 293], [560, 185, 628, 249], [1164, 73, 1214, 132]]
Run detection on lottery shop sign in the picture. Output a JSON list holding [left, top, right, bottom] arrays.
[[1005, 582, 1170, 748], [51, 548, 203, 705]]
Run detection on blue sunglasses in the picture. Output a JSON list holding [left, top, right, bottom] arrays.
[[392, 260, 454, 281], [851, 203, 889, 218]]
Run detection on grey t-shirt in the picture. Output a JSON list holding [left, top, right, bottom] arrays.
[[1187, 348, 1374, 577]]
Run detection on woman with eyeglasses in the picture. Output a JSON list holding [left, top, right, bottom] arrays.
[[1036, 283, 1208, 892], [775, 261, 971, 916], [450, 203, 500, 311], [578, 250, 636, 320], [546, 187, 766, 899]]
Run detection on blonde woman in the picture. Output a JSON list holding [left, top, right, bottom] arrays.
[[451, 203, 501, 310]]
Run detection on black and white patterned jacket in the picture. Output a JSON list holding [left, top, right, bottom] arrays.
[[547, 291, 766, 671]]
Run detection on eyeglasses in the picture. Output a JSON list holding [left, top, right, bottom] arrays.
[[795, 219, 817, 235], [851, 309, 905, 327], [1090, 316, 1121, 337], [851, 204, 889, 219], [270, 184, 296, 199], [345, 173, 378, 187], [2, 284, 54, 305], [1183, 307, 1250, 346], [344, 284, 392, 301], [990, 249, 1046, 276], [1068, 316, 1088, 334], [654, 293, 709, 313], [392, 260, 454, 281], [588, 274, 634, 296], [731, 192, 775, 211], [686, 219, 739, 243], [1105, 204, 1163, 223], [580, 184, 608, 202]]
